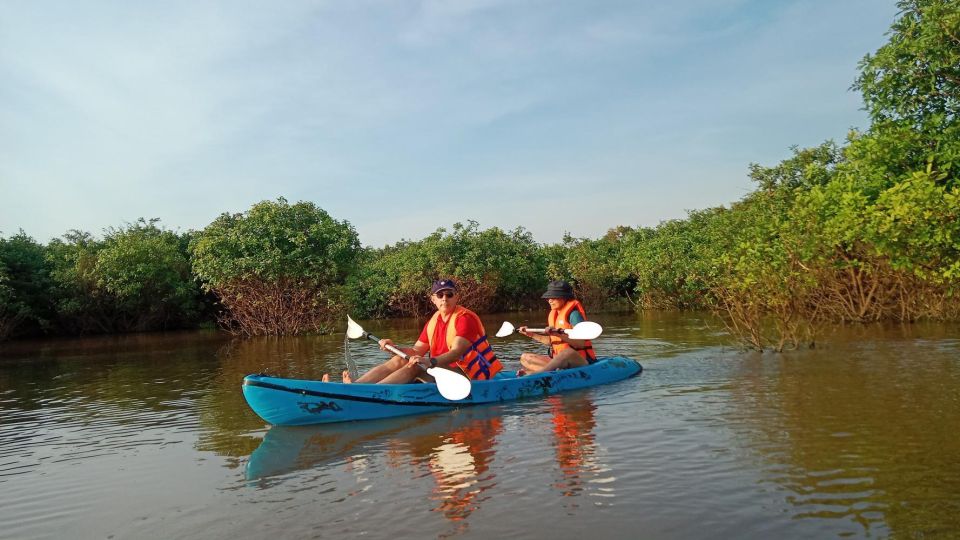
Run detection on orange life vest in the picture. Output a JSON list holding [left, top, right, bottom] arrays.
[[426, 306, 503, 380], [547, 300, 597, 362]]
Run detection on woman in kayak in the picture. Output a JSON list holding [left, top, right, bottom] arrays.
[[518, 280, 597, 375], [336, 279, 503, 384]]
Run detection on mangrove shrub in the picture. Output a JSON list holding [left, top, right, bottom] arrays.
[[45, 220, 202, 334], [190, 198, 361, 335], [347, 222, 548, 318], [0, 232, 54, 339]]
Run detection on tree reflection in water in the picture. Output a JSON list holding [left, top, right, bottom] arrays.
[[726, 340, 960, 537]]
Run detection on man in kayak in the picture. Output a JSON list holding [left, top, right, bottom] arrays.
[[340, 279, 503, 384], [517, 280, 597, 375]]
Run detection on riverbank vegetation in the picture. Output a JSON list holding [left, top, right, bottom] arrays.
[[190, 200, 360, 336], [1, 0, 957, 349]]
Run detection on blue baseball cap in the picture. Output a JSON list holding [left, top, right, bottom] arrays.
[[431, 279, 458, 294]]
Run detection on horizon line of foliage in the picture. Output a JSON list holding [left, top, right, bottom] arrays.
[[2, 0, 957, 348]]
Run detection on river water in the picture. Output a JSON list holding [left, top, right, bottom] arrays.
[[1, 311, 958, 539]]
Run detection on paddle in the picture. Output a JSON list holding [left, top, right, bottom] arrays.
[[345, 316, 472, 401], [494, 320, 603, 340]]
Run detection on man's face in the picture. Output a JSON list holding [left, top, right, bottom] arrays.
[[431, 289, 458, 311]]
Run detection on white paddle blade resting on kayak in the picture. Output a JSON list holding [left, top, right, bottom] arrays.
[[495, 320, 603, 340], [344, 316, 472, 401], [425, 367, 471, 400]]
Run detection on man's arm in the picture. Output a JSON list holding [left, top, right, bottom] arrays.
[[430, 336, 470, 367], [411, 341, 430, 356], [409, 330, 471, 370], [378, 339, 430, 356]]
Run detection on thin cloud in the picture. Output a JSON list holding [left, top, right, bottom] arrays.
[[0, 0, 898, 244]]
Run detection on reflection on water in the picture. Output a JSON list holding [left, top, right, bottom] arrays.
[[395, 411, 502, 532], [725, 338, 960, 538], [547, 394, 599, 501], [245, 394, 606, 534], [1, 314, 959, 539]]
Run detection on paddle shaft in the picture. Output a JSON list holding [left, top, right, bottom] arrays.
[[525, 327, 570, 336], [363, 332, 410, 359], [364, 330, 455, 380]]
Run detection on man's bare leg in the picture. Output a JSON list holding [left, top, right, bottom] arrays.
[[343, 355, 407, 383], [378, 363, 423, 384]]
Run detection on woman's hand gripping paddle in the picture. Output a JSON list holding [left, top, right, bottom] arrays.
[[494, 320, 603, 340], [346, 316, 471, 401]]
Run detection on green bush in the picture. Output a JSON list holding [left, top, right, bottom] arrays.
[[44, 220, 202, 334], [0, 231, 54, 339], [348, 221, 548, 318], [554, 230, 636, 309], [97, 219, 202, 330], [619, 211, 727, 310], [190, 198, 361, 335]]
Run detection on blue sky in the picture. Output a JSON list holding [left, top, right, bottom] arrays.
[[1, 0, 898, 247]]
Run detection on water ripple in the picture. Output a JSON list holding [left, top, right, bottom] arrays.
[[1, 316, 959, 539]]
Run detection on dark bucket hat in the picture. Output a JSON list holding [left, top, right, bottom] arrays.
[[541, 280, 575, 299], [431, 279, 458, 294]]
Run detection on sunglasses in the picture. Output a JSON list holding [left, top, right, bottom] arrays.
[[434, 290, 455, 299]]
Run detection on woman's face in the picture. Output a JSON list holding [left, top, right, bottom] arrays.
[[546, 298, 565, 310]]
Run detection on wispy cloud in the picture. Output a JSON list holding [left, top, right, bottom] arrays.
[[0, 0, 898, 244]]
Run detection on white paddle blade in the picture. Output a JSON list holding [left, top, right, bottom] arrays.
[[346, 316, 366, 339], [428, 367, 472, 401], [494, 321, 515, 338], [566, 321, 603, 340]]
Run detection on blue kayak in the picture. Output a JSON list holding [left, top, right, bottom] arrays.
[[242, 356, 642, 426]]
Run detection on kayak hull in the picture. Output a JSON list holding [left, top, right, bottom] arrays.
[[242, 356, 642, 426]]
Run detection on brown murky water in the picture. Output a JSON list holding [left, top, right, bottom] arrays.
[[1, 312, 958, 539]]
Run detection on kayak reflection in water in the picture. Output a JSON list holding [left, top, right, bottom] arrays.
[[245, 407, 505, 510], [326, 279, 504, 384], [518, 281, 599, 376]]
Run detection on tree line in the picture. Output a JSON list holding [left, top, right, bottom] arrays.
[[2, 0, 957, 350]]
